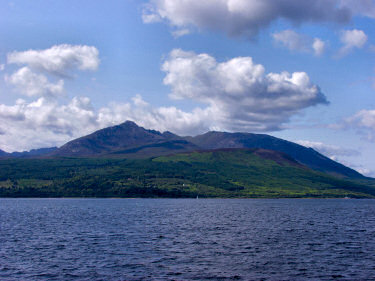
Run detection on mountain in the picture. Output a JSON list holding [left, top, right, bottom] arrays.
[[1, 149, 374, 198], [0, 147, 57, 158], [0, 149, 7, 157], [51, 121, 198, 157], [187, 131, 362, 178], [49, 121, 363, 179]]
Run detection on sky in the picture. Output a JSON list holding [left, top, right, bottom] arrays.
[[1, 0, 375, 176]]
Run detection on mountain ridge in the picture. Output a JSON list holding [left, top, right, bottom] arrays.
[[0, 147, 57, 158], [0, 120, 364, 179], [187, 131, 362, 178]]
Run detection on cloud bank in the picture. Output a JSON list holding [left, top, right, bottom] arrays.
[[1, 48, 328, 151], [0, 95, 208, 151], [143, 0, 373, 38]]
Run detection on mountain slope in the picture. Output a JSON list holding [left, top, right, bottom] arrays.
[[0, 149, 7, 157], [187, 131, 363, 178], [154, 149, 375, 197], [1, 149, 374, 198]]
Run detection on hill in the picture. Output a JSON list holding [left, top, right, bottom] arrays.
[[0, 149, 374, 198]]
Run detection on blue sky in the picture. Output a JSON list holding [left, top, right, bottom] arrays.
[[1, 0, 375, 176]]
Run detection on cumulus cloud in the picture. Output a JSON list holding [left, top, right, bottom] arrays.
[[0, 44, 102, 149], [273, 30, 326, 56], [141, 0, 375, 39], [7, 44, 99, 77], [0, 96, 98, 151], [0, 48, 328, 151], [338, 29, 368, 56], [98, 95, 209, 136], [5, 67, 64, 97], [0, 61, 328, 151], [162, 49, 328, 132], [0, 94, 209, 151], [0, 64, 5, 71], [4, 44, 100, 99]]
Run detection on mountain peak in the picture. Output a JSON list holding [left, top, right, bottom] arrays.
[[119, 120, 139, 128], [52, 121, 180, 157]]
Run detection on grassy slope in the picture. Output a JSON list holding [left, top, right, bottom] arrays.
[[0, 149, 374, 198]]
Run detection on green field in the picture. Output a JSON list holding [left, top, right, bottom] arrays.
[[0, 149, 374, 198]]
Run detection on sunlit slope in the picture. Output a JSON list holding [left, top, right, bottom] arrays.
[[0, 148, 374, 198]]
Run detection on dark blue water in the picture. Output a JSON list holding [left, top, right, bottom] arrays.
[[1, 199, 375, 280]]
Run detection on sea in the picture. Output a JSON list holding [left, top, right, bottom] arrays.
[[1, 198, 375, 280]]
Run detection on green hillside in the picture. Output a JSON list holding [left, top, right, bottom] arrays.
[[0, 149, 374, 198]]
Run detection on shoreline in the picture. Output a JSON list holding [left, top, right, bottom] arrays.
[[0, 196, 371, 199]]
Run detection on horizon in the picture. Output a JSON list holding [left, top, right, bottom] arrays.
[[1, 0, 375, 176]]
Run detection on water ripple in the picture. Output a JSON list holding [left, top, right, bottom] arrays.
[[1, 198, 375, 280]]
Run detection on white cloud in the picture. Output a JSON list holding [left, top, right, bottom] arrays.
[[0, 95, 208, 151], [172, 28, 191, 38], [338, 29, 368, 56], [354, 166, 375, 177], [342, 109, 375, 140], [142, 3, 162, 23], [0, 96, 98, 151], [296, 140, 359, 158], [0, 99, 26, 121], [0, 48, 328, 152], [313, 38, 326, 56], [98, 96, 208, 136], [4, 44, 100, 98], [7, 44, 99, 76], [0, 44, 102, 150], [272, 30, 326, 56], [273, 30, 310, 52], [162, 49, 328, 132], [5, 67, 64, 97], [142, 0, 375, 39], [0, 64, 5, 71], [295, 140, 375, 176]]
